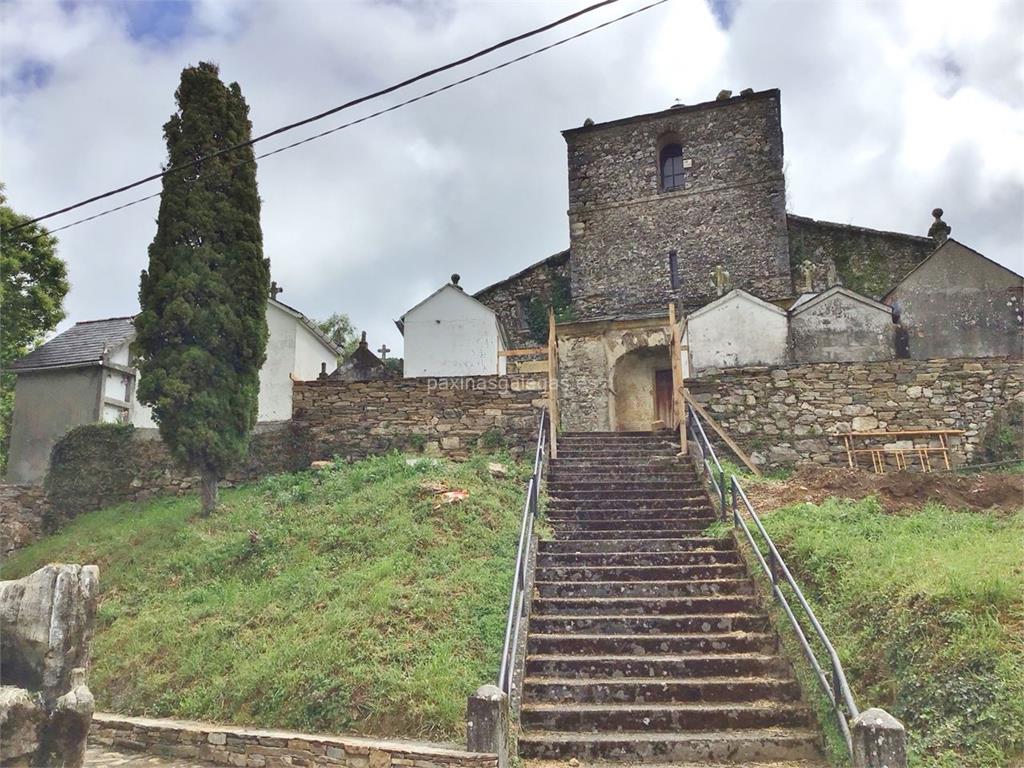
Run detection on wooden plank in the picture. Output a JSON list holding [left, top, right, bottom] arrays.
[[677, 316, 689, 452], [841, 429, 964, 437], [547, 308, 558, 460], [684, 392, 762, 477], [498, 347, 547, 358], [667, 304, 687, 453]]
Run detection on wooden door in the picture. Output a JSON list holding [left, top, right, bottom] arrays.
[[654, 369, 674, 430]]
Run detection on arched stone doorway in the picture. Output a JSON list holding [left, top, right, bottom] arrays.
[[611, 345, 673, 432]]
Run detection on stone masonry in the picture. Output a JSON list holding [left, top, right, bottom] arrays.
[[564, 90, 791, 318], [787, 215, 934, 300], [293, 375, 547, 461], [474, 251, 570, 349], [0, 484, 50, 557], [686, 357, 1022, 470], [90, 714, 497, 768]]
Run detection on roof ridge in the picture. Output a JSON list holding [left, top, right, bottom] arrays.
[[74, 315, 136, 325]]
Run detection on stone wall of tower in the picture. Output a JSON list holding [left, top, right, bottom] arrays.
[[564, 90, 791, 318]]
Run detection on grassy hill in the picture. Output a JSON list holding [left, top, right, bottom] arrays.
[[1, 452, 528, 742], [759, 498, 1024, 768]]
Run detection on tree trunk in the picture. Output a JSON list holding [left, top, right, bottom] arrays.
[[200, 471, 219, 516]]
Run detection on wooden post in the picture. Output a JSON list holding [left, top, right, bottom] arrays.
[[547, 308, 558, 460], [668, 304, 687, 454]]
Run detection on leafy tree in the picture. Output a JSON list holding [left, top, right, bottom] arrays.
[[317, 312, 358, 358], [133, 63, 269, 515], [525, 273, 574, 344], [0, 184, 69, 474]]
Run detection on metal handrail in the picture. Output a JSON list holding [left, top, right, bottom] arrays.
[[497, 408, 547, 696], [686, 403, 726, 515], [731, 478, 860, 753], [686, 404, 860, 758]]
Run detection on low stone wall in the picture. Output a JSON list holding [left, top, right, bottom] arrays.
[[44, 421, 307, 520], [90, 713, 497, 768], [293, 374, 548, 461], [687, 357, 1023, 470], [0, 484, 51, 558]]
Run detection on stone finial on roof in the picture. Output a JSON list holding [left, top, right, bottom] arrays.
[[451, 273, 462, 291], [270, 281, 283, 299], [716, 89, 733, 101], [358, 331, 368, 348], [740, 87, 754, 96], [928, 208, 951, 244]]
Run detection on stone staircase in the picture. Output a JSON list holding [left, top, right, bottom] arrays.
[[517, 432, 825, 765]]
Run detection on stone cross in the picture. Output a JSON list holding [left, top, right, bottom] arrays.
[[709, 264, 731, 297], [270, 281, 283, 300], [798, 260, 816, 293], [377, 344, 390, 360]]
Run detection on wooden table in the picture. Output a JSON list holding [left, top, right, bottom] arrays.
[[841, 429, 964, 473]]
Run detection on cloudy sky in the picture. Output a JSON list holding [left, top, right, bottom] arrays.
[[2, 0, 1022, 355]]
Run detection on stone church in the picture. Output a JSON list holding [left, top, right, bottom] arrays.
[[471, 88, 1022, 432]]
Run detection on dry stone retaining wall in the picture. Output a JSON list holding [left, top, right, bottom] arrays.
[[293, 375, 548, 461], [43, 422, 306, 520], [0, 484, 51, 557], [90, 714, 497, 768], [686, 357, 1022, 470]]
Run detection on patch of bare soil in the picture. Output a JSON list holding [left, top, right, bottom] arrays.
[[748, 464, 1023, 514]]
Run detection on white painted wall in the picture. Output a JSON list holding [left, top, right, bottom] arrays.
[[686, 290, 788, 374], [258, 303, 299, 421], [294, 320, 337, 382], [403, 286, 505, 377], [128, 303, 339, 427]]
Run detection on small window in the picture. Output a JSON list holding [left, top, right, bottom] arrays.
[[668, 250, 680, 289], [516, 295, 532, 329], [660, 143, 685, 191]]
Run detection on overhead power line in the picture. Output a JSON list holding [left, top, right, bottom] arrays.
[[7, 0, 632, 233], [21, 0, 670, 241]]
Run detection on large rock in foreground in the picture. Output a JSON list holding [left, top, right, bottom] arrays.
[[1, 563, 99, 767]]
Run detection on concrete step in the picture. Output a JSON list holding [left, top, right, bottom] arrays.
[[548, 462, 693, 474], [536, 551, 740, 568], [537, 537, 733, 554], [549, 491, 710, 504], [551, 454, 682, 463], [551, 526, 713, 540], [532, 595, 758, 615], [546, 517, 718, 530], [519, 702, 812, 732], [517, 728, 824, 762], [528, 630, 774, 655], [524, 650, 788, 676], [522, 676, 801, 705], [544, 479, 704, 489], [534, 578, 754, 598], [548, 497, 711, 511], [534, 564, 743, 581], [547, 511, 715, 524], [528, 613, 769, 635]]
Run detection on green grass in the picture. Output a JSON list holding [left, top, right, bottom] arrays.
[[1, 452, 531, 743], [759, 498, 1024, 768]]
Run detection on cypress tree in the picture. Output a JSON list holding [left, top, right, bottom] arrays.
[[133, 62, 270, 515]]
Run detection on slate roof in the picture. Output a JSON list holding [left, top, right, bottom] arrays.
[[9, 317, 136, 372]]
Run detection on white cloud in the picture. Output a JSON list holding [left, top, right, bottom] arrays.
[[1, 0, 1021, 357]]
